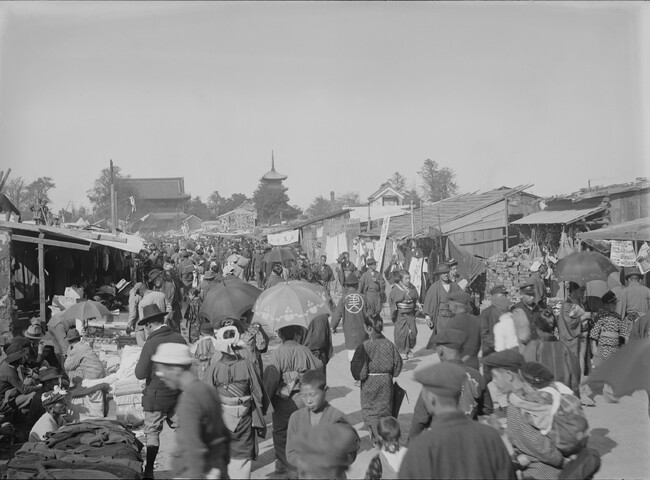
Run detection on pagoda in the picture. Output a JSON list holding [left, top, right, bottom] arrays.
[[260, 151, 287, 189]]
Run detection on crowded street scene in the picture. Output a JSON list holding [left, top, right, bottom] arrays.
[[0, 2, 649, 480]]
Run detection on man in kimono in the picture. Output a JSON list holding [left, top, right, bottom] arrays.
[[358, 258, 386, 321], [423, 263, 462, 350], [336, 252, 357, 291], [263, 325, 323, 478], [331, 274, 370, 368], [399, 362, 515, 480], [514, 281, 540, 340]]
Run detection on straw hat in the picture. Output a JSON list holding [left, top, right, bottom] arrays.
[[151, 343, 193, 366], [24, 324, 45, 340]]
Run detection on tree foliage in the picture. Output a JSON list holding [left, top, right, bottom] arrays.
[[253, 183, 298, 225], [207, 191, 250, 218], [305, 191, 363, 219], [418, 159, 458, 202], [186, 196, 211, 220], [87, 166, 135, 221], [4, 176, 56, 220], [387, 172, 408, 193]]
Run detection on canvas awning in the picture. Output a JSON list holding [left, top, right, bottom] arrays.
[[576, 217, 650, 242], [511, 206, 606, 225]]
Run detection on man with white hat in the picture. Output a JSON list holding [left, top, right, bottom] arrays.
[[152, 343, 230, 480]]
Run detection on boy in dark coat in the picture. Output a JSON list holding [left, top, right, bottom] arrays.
[[134, 304, 187, 479]]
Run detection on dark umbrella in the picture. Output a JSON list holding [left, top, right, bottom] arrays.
[[263, 247, 296, 264], [554, 251, 619, 285], [61, 300, 113, 321], [200, 281, 262, 326], [586, 339, 650, 396]]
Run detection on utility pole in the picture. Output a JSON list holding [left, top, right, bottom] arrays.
[[110, 160, 117, 235], [410, 200, 414, 239]]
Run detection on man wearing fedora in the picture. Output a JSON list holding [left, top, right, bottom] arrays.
[[423, 263, 462, 339], [148, 269, 182, 334], [27, 367, 66, 428], [358, 257, 386, 323], [135, 304, 187, 480], [135, 280, 170, 347], [0, 344, 40, 412], [152, 342, 230, 480]]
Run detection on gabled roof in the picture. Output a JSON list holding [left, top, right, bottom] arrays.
[[368, 183, 405, 202], [362, 186, 534, 239], [120, 177, 191, 200]]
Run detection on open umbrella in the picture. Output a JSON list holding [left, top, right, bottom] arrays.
[[263, 247, 296, 264], [252, 280, 331, 331], [200, 281, 262, 326], [586, 339, 650, 396], [554, 251, 619, 285], [61, 300, 113, 321]]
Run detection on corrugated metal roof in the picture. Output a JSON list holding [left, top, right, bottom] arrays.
[[577, 216, 650, 242], [121, 177, 190, 200], [511, 206, 606, 225]]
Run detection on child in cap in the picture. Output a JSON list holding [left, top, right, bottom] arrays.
[[293, 423, 360, 480], [286, 370, 352, 473], [365, 416, 408, 480]]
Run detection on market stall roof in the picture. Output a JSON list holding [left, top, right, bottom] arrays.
[[576, 216, 650, 242], [0, 221, 146, 253], [510, 206, 606, 226]]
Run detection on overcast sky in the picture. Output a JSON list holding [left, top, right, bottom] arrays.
[[1, 1, 648, 213]]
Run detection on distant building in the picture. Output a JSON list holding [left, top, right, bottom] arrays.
[[121, 177, 191, 233], [368, 183, 405, 207], [260, 153, 288, 189], [204, 200, 257, 233]]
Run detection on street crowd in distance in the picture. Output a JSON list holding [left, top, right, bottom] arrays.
[[3, 236, 650, 480]]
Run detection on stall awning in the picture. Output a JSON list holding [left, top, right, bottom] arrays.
[[511, 206, 606, 225], [577, 217, 650, 242]]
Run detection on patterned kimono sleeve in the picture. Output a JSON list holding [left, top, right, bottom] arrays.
[[392, 343, 404, 378], [350, 344, 369, 381], [365, 454, 382, 480]]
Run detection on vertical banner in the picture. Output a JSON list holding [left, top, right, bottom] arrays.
[[375, 215, 391, 270], [610, 240, 637, 267]]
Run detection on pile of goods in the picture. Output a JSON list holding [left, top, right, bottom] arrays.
[[6, 419, 143, 479], [485, 240, 538, 300]]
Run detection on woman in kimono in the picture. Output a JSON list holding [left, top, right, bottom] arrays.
[[389, 270, 421, 360], [206, 325, 268, 480], [351, 316, 403, 441]]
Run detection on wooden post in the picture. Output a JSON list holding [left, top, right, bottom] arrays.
[[504, 197, 510, 250], [110, 160, 117, 235], [410, 201, 414, 239], [38, 234, 46, 322]]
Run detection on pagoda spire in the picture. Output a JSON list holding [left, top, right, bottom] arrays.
[[271, 150, 275, 171]]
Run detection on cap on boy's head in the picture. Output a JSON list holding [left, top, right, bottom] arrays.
[[520, 362, 554, 389], [295, 424, 360, 470], [434, 263, 451, 275], [413, 362, 465, 398], [490, 285, 507, 296], [519, 279, 535, 295], [300, 369, 327, 390], [434, 328, 466, 350], [601, 291, 617, 305], [482, 350, 525, 373], [447, 291, 470, 304], [491, 296, 512, 312], [365, 257, 376, 266]]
